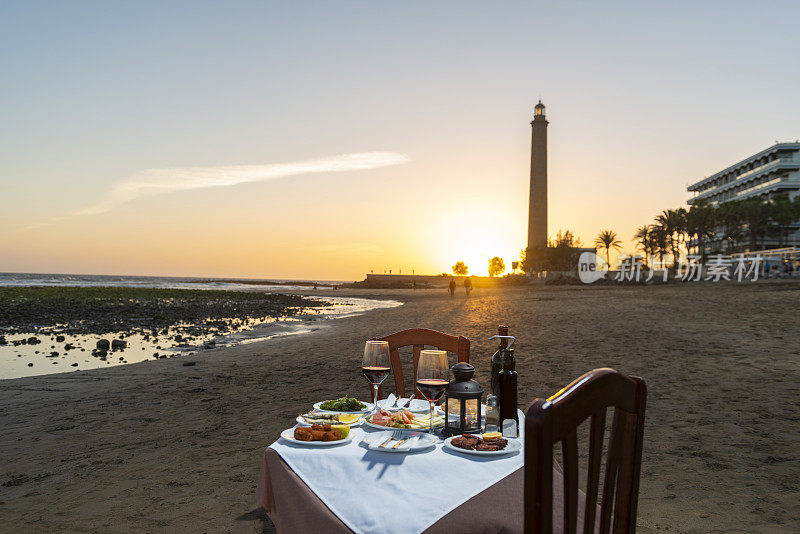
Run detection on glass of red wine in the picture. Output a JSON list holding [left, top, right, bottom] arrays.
[[362, 340, 391, 412], [416, 349, 449, 434]]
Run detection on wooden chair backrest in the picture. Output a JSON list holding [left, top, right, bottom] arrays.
[[370, 328, 470, 400], [524, 368, 647, 534]]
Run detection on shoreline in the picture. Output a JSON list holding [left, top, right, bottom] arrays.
[[1, 283, 798, 533], [0, 286, 402, 380]]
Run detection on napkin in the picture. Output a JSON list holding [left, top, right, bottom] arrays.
[[395, 433, 421, 451]]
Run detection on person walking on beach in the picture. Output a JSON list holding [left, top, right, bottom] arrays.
[[448, 279, 456, 297], [464, 276, 472, 297]]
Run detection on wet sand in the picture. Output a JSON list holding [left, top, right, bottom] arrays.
[[1, 282, 799, 533]]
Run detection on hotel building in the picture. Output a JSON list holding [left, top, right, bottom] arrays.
[[687, 142, 800, 251]]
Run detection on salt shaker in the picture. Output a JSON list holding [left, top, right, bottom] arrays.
[[484, 394, 500, 433]]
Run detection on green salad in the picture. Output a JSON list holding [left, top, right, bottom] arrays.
[[319, 396, 366, 412]]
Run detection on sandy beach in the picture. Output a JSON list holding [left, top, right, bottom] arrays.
[[1, 282, 799, 533]]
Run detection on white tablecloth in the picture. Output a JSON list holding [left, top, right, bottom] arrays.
[[268, 410, 525, 534]]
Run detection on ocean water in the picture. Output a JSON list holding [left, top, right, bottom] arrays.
[[0, 273, 401, 379], [0, 272, 348, 291]]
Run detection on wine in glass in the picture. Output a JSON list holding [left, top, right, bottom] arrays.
[[416, 349, 449, 434], [362, 340, 391, 411]]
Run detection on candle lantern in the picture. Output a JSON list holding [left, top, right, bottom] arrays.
[[442, 363, 484, 436]]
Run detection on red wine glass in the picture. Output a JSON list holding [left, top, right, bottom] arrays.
[[416, 349, 449, 433], [362, 340, 391, 411]]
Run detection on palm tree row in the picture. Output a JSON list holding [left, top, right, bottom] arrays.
[[634, 194, 800, 266]]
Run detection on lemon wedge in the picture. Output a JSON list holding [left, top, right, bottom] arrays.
[[337, 414, 360, 424], [482, 431, 502, 441], [331, 424, 350, 439]]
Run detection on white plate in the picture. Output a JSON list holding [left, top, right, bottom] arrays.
[[279, 427, 353, 446], [361, 431, 438, 452], [363, 415, 445, 432], [443, 436, 522, 456], [375, 398, 431, 413], [313, 401, 374, 414], [296, 414, 364, 427]]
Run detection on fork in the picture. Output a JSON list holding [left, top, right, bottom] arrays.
[[400, 394, 416, 409], [379, 430, 404, 448]]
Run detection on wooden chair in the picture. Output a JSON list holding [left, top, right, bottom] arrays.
[[369, 328, 470, 400], [525, 368, 647, 534]]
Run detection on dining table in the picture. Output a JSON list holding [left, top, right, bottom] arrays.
[[255, 407, 595, 534]]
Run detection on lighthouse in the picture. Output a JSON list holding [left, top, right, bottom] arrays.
[[527, 100, 548, 256]]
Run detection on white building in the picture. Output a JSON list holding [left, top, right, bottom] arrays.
[[687, 142, 800, 250]]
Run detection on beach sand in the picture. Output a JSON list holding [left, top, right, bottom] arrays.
[[1, 282, 798, 533]]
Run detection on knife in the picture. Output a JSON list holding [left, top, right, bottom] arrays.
[[392, 432, 421, 449]]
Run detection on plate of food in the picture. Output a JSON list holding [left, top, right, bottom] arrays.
[[364, 409, 445, 431], [313, 396, 373, 414], [361, 430, 438, 453], [296, 411, 363, 427], [443, 433, 521, 456], [280, 424, 353, 446]]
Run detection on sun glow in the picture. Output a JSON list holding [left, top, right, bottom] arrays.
[[426, 207, 523, 277]]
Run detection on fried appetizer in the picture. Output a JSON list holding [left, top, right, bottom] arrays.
[[321, 429, 342, 441], [452, 433, 508, 451], [294, 427, 314, 441]]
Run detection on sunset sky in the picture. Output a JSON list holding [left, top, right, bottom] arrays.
[[2, 2, 799, 279]]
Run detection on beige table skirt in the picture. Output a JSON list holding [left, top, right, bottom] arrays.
[[256, 448, 595, 533]]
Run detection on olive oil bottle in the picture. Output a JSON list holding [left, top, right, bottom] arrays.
[[489, 326, 509, 397], [498, 347, 518, 435]]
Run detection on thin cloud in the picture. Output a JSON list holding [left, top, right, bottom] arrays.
[[74, 151, 410, 216]]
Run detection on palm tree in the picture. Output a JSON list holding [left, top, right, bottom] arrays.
[[770, 194, 795, 247], [739, 197, 776, 250], [656, 208, 688, 266], [649, 224, 669, 264], [686, 200, 716, 262], [594, 230, 623, 266], [633, 225, 653, 267], [717, 201, 744, 253]]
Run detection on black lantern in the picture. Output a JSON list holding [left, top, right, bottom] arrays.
[[442, 363, 484, 436]]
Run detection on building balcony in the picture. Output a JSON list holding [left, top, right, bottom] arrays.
[[687, 162, 799, 204]]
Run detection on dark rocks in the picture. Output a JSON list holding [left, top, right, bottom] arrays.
[[96, 339, 110, 351], [70, 363, 78, 367], [111, 339, 126, 350], [64, 343, 75, 350], [28, 337, 40, 345], [47, 352, 59, 358], [0, 335, 6, 345], [27, 363, 33, 367], [182, 361, 196, 366], [55, 335, 65, 342], [152, 352, 159, 358], [203, 340, 216, 349]]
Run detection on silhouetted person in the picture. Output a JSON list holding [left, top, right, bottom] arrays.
[[464, 277, 472, 297], [448, 279, 456, 297]]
